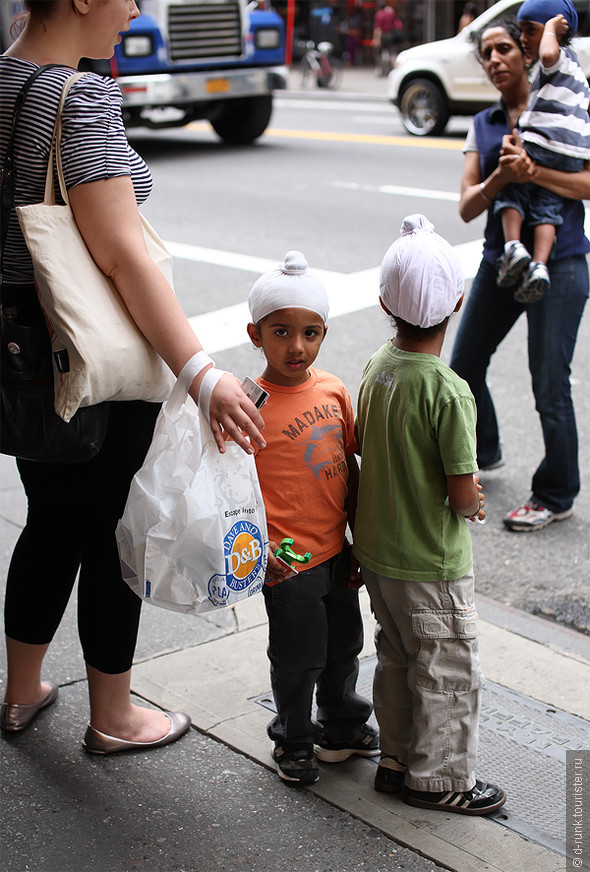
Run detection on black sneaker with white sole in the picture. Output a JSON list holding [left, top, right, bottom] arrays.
[[272, 743, 319, 784], [403, 779, 506, 815], [314, 723, 380, 763]]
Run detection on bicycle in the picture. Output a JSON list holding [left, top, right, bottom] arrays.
[[298, 41, 343, 89]]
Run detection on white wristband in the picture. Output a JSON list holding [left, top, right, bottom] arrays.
[[198, 367, 230, 423], [178, 351, 214, 392]]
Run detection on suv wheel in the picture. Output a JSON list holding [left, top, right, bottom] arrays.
[[399, 78, 449, 136]]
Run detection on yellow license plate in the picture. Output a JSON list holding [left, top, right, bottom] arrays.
[[206, 78, 231, 94]]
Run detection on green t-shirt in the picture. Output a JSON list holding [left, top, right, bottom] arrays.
[[354, 342, 477, 582]]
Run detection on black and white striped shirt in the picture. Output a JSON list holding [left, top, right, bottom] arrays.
[[0, 57, 153, 285]]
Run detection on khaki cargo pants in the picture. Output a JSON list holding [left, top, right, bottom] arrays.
[[362, 567, 484, 793]]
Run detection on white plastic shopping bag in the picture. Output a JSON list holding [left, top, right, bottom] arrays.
[[116, 355, 268, 614]]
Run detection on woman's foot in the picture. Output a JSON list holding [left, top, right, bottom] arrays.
[[82, 710, 191, 755], [1, 680, 59, 732]]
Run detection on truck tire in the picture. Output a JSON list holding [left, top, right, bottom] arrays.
[[210, 95, 273, 144], [399, 78, 449, 137]]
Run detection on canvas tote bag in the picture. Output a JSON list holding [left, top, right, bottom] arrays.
[[16, 72, 174, 423]]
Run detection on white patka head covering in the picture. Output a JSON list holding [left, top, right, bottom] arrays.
[[248, 251, 329, 325], [379, 214, 463, 328]]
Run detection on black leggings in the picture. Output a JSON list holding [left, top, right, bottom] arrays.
[[4, 401, 160, 674]]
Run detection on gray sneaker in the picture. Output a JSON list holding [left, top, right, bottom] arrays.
[[314, 723, 380, 763], [272, 742, 320, 784], [514, 261, 550, 303], [496, 241, 531, 287]]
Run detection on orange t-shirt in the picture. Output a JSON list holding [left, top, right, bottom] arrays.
[[254, 368, 357, 570]]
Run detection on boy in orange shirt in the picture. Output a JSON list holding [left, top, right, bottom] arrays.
[[247, 251, 378, 785]]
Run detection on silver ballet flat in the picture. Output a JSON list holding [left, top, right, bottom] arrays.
[[82, 710, 191, 755], [0, 680, 59, 732]]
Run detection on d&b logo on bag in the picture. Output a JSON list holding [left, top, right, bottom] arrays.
[[208, 520, 265, 606]]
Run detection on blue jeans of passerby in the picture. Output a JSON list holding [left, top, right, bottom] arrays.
[[263, 545, 372, 746], [450, 255, 588, 513]]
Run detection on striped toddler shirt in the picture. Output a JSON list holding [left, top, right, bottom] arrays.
[[519, 46, 590, 162]]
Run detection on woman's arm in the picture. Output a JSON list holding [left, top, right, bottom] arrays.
[[69, 175, 265, 454], [534, 161, 590, 201], [501, 130, 590, 200]]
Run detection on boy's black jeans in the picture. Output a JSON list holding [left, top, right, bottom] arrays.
[[263, 545, 373, 747]]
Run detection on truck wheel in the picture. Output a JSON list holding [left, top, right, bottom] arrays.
[[399, 78, 449, 136], [210, 95, 273, 144]]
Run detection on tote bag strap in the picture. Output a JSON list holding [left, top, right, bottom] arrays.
[[168, 353, 216, 420], [167, 353, 231, 433], [0, 63, 66, 289], [44, 71, 86, 207]]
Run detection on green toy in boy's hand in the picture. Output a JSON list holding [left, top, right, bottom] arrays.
[[274, 538, 312, 566]]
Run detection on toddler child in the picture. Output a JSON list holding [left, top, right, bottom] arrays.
[[495, 0, 590, 302], [246, 251, 378, 785], [354, 214, 506, 815]]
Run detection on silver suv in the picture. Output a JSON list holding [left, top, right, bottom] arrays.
[[387, 0, 590, 135]]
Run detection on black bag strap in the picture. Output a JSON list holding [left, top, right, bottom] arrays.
[[0, 63, 67, 292]]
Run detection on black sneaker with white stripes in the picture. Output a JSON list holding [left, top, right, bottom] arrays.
[[402, 779, 506, 815]]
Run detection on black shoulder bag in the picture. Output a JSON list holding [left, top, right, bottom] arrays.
[[1, 64, 108, 463]]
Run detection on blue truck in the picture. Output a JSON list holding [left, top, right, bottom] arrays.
[[1, 0, 288, 144]]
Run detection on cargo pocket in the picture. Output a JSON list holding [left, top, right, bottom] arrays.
[[412, 608, 484, 693]]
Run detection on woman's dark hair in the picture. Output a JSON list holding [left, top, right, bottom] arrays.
[[473, 17, 524, 66]]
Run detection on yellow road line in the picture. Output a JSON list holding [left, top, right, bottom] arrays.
[[185, 121, 464, 150], [265, 128, 464, 149]]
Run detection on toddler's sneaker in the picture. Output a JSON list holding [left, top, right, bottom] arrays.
[[503, 499, 573, 532], [496, 241, 531, 287], [272, 742, 319, 784], [374, 755, 407, 794], [272, 742, 320, 784], [315, 723, 380, 763], [514, 261, 550, 303], [403, 779, 506, 816]]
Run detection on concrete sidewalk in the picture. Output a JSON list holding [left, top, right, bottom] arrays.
[[285, 62, 391, 99], [130, 590, 590, 872]]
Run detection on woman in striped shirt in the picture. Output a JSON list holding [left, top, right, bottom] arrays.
[[0, 0, 266, 753]]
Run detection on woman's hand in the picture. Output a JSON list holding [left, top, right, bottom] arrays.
[[500, 128, 522, 156], [498, 128, 536, 183], [205, 372, 266, 454]]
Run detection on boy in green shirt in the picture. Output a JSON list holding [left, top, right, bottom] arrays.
[[354, 214, 506, 815]]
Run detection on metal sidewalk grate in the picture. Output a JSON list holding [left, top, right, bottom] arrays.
[[254, 655, 590, 856]]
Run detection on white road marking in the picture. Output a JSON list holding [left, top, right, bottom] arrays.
[[332, 180, 460, 202], [170, 203, 590, 353], [169, 238, 484, 353]]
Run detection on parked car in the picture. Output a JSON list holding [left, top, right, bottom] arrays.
[[387, 0, 590, 136]]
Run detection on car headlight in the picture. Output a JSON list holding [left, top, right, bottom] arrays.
[[255, 28, 280, 50], [122, 35, 154, 57]]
